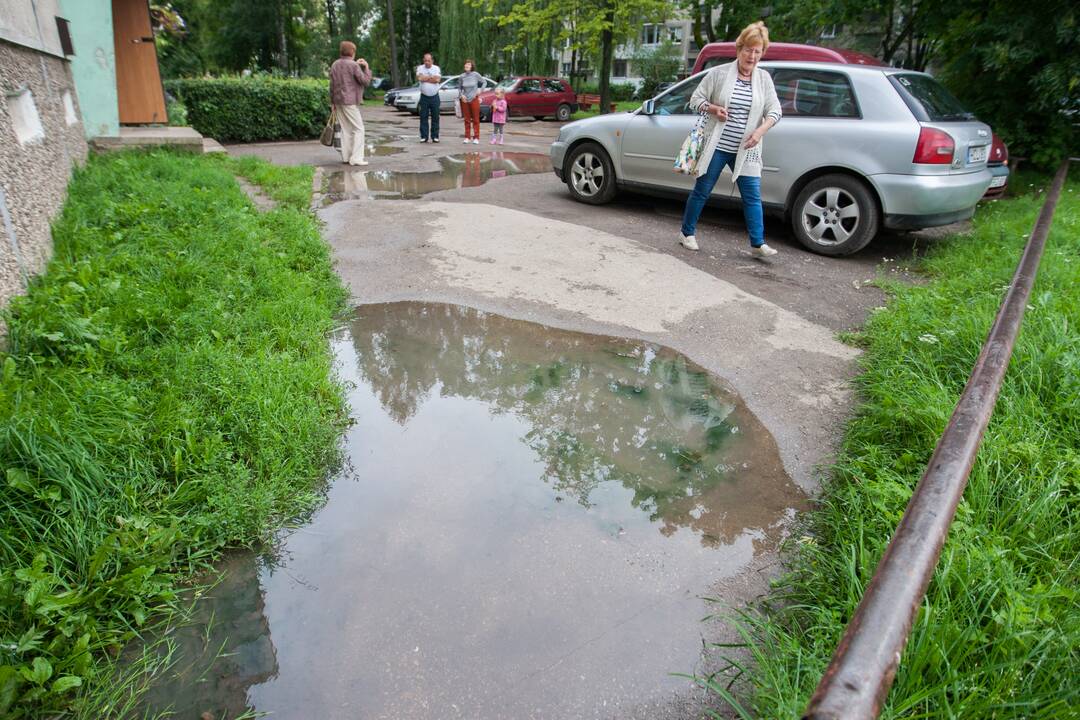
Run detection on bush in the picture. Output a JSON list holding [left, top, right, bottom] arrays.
[[163, 77, 331, 143]]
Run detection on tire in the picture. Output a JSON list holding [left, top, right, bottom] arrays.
[[556, 103, 572, 121], [565, 142, 617, 205], [791, 174, 879, 256]]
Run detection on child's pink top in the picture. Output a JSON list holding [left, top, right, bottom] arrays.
[[492, 98, 508, 124]]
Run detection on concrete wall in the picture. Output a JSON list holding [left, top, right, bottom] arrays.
[[60, 0, 119, 138], [0, 0, 66, 57], [0, 37, 88, 314]]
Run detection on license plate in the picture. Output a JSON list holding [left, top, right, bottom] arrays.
[[989, 175, 1007, 188], [968, 145, 988, 164]]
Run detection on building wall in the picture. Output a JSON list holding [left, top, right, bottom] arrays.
[[60, 0, 118, 138], [0, 37, 88, 314]]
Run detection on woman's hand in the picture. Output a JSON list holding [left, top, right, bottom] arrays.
[[744, 128, 765, 149], [707, 103, 728, 121]]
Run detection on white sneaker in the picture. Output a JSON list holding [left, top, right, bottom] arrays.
[[463, 138, 469, 144], [751, 244, 778, 257], [473, 138, 479, 144], [679, 234, 699, 251]]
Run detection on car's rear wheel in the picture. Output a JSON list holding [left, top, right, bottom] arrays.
[[565, 142, 616, 205], [556, 104, 572, 121], [791, 174, 879, 256]]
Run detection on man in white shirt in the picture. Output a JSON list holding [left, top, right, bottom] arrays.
[[416, 53, 442, 143]]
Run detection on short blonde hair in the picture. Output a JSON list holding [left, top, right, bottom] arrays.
[[735, 21, 770, 52]]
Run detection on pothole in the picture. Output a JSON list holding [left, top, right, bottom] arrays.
[[324, 152, 551, 201], [135, 302, 805, 719]]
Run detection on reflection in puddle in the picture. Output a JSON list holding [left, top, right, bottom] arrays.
[[365, 142, 406, 156], [325, 152, 550, 201], [139, 302, 805, 719]]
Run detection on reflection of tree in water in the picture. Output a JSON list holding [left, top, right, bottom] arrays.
[[132, 553, 278, 719], [346, 302, 801, 547]]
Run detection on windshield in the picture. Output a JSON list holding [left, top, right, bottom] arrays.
[[891, 73, 975, 121], [496, 78, 519, 91]]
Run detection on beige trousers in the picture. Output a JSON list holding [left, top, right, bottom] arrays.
[[335, 103, 366, 165]]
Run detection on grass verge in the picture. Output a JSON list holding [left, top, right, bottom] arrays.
[[704, 174, 1080, 718], [570, 100, 641, 121], [0, 150, 347, 716]]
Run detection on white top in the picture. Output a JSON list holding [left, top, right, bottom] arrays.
[[417, 64, 442, 96]]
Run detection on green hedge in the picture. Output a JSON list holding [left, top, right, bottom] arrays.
[[164, 77, 330, 143]]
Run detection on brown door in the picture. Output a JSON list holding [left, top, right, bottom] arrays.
[[113, 0, 167, 124]]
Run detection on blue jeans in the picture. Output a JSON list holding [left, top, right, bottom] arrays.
[[681, 150, 765, 247], [419, 94, 440, 140]]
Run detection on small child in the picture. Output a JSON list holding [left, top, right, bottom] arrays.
[[490, 88, 508, 145]]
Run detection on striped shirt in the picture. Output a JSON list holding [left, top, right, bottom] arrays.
[[716, 78, 781, 152]]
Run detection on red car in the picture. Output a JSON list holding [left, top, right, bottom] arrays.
[[479, 77, 578, 123], [692, 41, 886, 74]]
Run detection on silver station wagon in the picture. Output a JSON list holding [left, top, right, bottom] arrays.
[[551, 61, 996, 255]]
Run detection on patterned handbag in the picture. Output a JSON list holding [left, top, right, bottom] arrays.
[[319, 108, 336, 147], [673, 111, 710, 175]]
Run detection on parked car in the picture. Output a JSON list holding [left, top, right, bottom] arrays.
[[984, 132, 1009, 198], [692, 41, 886, 74], [550, 61, 995, 256], [394, 74, 498, 114], [478, 77, 578, 122], [384, 83, 417, 107]]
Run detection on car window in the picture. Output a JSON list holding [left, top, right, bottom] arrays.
[[496, 78, 518, 91], [768, 69, 859, 118], [519, 79, 542, 93], [890, 73, 975, 122], [543, 80, 565, 93], [654, 79, 698, 115], [442, 77, 460, 89], [701, 57, 733, 71]]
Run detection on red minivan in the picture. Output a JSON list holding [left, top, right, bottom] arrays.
[[478, 77, 578, 123], [692, 41, 886, 74]]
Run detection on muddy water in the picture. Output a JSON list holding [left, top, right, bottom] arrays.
[[140, 302, 805, 720], [325, 152, 551, 201]]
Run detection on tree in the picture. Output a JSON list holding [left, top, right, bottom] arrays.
[[632, 39, 681, 99]]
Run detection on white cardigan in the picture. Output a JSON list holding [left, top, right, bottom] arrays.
[[688, 62, 782, 180]]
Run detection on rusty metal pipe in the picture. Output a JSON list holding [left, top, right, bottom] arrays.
[[803, 159, 1071, 720]]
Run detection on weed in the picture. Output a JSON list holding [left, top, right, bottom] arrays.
[[702, 173, 1080, 718], [0, 150, 346, 716]]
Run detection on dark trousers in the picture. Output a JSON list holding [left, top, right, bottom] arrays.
[[419, 94, 440, 140]]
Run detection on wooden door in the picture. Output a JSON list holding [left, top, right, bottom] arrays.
[[112, 0, 167, 124]]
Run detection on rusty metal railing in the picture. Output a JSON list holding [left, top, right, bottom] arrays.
[[803, 158, 1072, 720]]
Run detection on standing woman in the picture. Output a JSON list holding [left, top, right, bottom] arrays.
[[679, 21, 782, 256], [458, 59, 483, 145], [330, 41, 373, 166]]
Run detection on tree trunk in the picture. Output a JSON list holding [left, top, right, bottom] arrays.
[[326, 0, 337, 37], [386, 0, 401, 86], [598, 1, 614, 114]]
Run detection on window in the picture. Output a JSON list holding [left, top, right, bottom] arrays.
[[641, 24, 660, 45], [668, 26, 684, 43], [820, 24, 840, 39], [768, 68, 860, 118], [890, 73, 975, 122], [519, 79, 542, 93], [613, 60, 628, 77], [653, 79, 697, 115], [442, 76, 460, 89], [562, 62, 571, 75], [543, 79, 566, 93]]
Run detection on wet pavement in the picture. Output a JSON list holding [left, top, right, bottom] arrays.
[[325, 152, 551, 201], [139, 302, 806, 720]]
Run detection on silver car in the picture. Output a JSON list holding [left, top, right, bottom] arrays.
[[550, 61, 995, 256], [395, 74, 497, 114]]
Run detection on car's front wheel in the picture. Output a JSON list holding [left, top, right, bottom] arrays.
[[556, 103, 572, 121], [565, 142, 616, 205], [791, 174, 879, 256]]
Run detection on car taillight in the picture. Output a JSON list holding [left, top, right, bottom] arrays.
[[913, 127, 955, 164], [990, 133, 1008, 164]]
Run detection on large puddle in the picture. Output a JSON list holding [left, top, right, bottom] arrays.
[[138, 302, 805, 719], [326, 152, 550, 201]]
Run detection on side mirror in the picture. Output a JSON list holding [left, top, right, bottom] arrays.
[[642, 99, 655, 115]]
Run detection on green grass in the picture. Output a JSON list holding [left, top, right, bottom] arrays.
[[227, 155, 314, 211], [570, 100, 641, 121], [0, 150, 347, 716], [701, 173, 1080, 718]]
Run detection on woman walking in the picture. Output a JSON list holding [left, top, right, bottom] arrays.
[[680, 21, 782, 257], [330, 41, 373, 166], [458, 59, 483, 144]]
